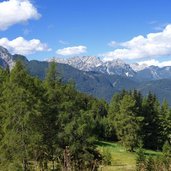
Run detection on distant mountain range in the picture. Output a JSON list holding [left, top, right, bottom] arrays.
[[1, 46, 171, 105], [53, 56, 171, 82], [53, 56, 135, 77]]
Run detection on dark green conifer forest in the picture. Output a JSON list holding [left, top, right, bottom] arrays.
[[0, 61, 170, 171]]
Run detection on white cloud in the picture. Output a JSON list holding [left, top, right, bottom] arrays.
[[103, 24, 171, 61], [0, 37, 50, 55], [138, 59, 171, 68], [56, 45, 87, 56], [0, 0, 41, 30]]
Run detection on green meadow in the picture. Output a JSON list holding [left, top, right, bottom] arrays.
[[97, 141, 162, 171]]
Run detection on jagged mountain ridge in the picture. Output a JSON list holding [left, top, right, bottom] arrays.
[[53, 56, 171, 81], [53, 56, 136, 77], [134, 65, 171, 81], [1, 46, 171, 105]]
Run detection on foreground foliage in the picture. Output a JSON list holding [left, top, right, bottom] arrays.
[[136, 142, 171, 171], [0, 61, 171, 170], [0, 62, 107, 171]]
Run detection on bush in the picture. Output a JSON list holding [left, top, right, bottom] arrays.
[[102, 148, 112, 165]]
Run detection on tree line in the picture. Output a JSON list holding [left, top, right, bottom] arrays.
[[108, 89, 171, 152], [0, 61, 170, 170]]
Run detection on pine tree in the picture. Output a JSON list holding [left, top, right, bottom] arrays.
[[0, 61, 42, 170], [132, 90, 143, 117], [115, 94, 143, 151], [40, 61, 61, 169], [159, 100, 171, 146], [108, 93, 123, 141], [142, 92, 161, 150], [0, 67, 9, 136], [90, 99, 108, 140]]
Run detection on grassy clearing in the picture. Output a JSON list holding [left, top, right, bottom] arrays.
[[96, 141, 162, 171]]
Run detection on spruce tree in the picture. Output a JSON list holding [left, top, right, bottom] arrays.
[[41, 61, 61, 169], [142, 92, 161, 150], [108, 93, 123, 141], [115, 94, 143, 151], [159, 100, 171, 146], [0, 61, 42, 170]]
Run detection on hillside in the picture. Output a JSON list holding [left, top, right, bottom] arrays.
[[0, 51, 171, 105], [14, 55, 171, 105], [14, 56, 138, 102]]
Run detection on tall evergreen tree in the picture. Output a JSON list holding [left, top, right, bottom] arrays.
[[115, 94, 142, 151], [0, 61, 42, 170], [132, 90, 143, 117], [40, 61, 61, 169], [142, 93, 161, 150], [159, 100, 171, 146], [108, 93, 124, 141]]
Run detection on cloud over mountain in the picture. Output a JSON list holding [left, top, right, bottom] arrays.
[[138, 59, 171, 67], [0, 37, 50, 55], [103, 24, 171, 61], [0, 0, 40, 30], [56, 45, 87, 56]]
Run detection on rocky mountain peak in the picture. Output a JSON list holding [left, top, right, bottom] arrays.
[[54, 56, 103, 71], [130, 63, 148, 72], [0, 46, 14, 69], [53, 56, 136, 77]]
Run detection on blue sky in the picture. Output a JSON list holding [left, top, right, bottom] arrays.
[[0, 0, 171, 66]]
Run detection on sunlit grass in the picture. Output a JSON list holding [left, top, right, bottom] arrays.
[[97, 141, 162, 171]]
